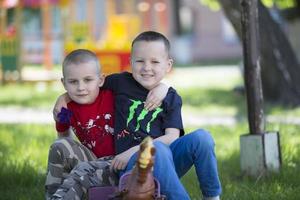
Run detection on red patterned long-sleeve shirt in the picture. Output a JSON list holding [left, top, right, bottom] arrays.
[[56, 89, 115, 158]]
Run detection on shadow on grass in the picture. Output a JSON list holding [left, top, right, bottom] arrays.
[[0, 124, 55, 199], [0, 160, 46, 200]]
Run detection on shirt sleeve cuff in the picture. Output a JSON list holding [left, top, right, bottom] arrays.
[[56, 121, 69, 132]]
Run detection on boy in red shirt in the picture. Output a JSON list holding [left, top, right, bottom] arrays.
[[45, 49, 165, 199], [45, 49, 116, 199]]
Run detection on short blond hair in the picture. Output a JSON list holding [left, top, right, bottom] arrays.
[[62, 49, 100, 76]]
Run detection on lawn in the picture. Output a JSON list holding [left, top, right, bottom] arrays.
[[0, 66, 300, 199], [1, 123, 299, 200], [0, 124, 55, 200]]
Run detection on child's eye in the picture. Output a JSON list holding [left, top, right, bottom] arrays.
[[136, 60, 144, 63], [84, 78, 93, 82], [152, 61, 159, 64], [69, 80, 77, 84]]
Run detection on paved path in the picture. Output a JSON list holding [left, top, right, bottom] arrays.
[[0, 107, 53, 124], [0, 106, 237, 125], [1, 106, 300, 126]]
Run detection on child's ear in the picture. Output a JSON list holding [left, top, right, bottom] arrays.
[[98, 74, 105, 87], [129, 56, 133, 65], [167, 58, 173, 73], [61, 78, 67, 90]]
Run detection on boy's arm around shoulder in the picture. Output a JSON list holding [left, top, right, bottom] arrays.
[[145, 82, 169, 111]]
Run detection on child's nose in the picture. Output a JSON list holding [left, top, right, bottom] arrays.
[[143, 62, 151, 71], [77, 81, 85, 90]]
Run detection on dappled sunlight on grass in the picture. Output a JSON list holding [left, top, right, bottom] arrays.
[[0, 124, 56, 199]]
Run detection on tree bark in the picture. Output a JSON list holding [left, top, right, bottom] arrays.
[[241, 0, 265, 134], [219, 0, 300, 105]]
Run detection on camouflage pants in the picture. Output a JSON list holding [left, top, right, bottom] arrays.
[[45, 137, 118, 200]]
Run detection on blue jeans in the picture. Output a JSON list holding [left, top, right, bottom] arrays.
[[123, 129, 222, 200]]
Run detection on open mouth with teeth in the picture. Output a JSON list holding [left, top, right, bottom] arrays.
[[141, 74, 154, 78], [77, 94, 88, 97]]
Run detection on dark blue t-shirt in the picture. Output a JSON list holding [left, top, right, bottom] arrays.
[[103, 72, 184, 153]]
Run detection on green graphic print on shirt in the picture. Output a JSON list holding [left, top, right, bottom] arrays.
[[127, 99, 163, 133]]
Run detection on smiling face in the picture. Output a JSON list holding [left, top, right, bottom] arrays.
[[62, 60, 104, 104], [131, 40, 173, 90]]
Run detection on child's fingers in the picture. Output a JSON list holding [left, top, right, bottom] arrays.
[[110, 158, 117, 172], [146, 103, 157, 111], [148, 96, 161, 106], [147, 101, 162, 111], [118, 162, 126, 170], [145, 91, 155, 104], [145, 96, 161, 111], [144, 102, 150, 110], [110, 158, 126, 172]]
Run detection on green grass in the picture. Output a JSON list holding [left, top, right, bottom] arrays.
[[0, 123, 299, 199], [182, 124, 300, 200], [0, 124, 56, 200]]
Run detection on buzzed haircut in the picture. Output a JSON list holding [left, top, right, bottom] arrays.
[[132, 31, 171, 56], [62, 49, 100, 76]]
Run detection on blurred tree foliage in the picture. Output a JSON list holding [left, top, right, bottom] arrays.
[[199, 0, 300, 105], [201, 0, 300, 20], [200, 0, 297, 10]]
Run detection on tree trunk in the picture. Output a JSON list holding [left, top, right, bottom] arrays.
[[241, 0, 265, 134], [218, 0, 300, 105]]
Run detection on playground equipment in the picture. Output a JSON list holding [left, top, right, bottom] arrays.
[[0, 0, 22, 83], [64, 15, 137, 75], [1, 0, 170, 80], [64, 1, 141, 75], [0, 0, 139, 79]]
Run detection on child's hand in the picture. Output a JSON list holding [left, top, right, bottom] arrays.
[[145, 83, 169, 111], [110, 146, 138, 172], [110, 151, 132, 172], [53, 93, 71, 121]]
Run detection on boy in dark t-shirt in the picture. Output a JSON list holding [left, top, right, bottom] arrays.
[[102, 72, 183, 154], [101, 31, 221, 200]]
